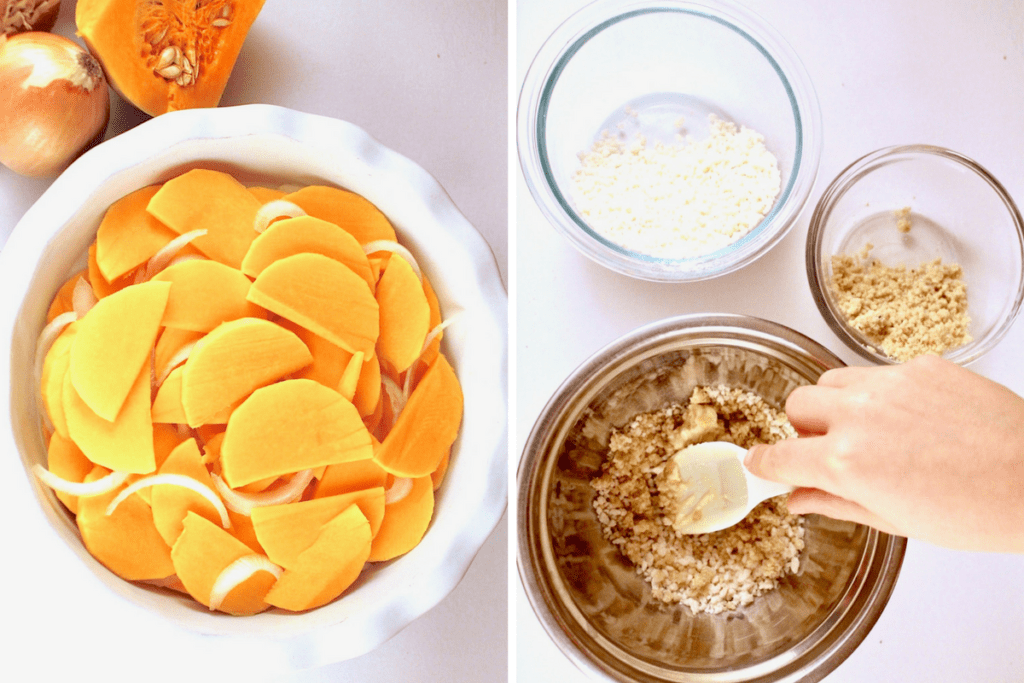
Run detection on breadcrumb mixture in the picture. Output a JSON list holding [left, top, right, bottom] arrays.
[[830, 245, 971, 362], [570, 114, 781, 258], [590, 386, 803, 615]]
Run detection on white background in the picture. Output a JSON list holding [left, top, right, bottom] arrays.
[[516, 0, 1024, 681], [0, 1, 507, 682]]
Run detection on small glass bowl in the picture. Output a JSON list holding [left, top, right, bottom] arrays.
[[806, 145, 1024, 365], [518, 0, 821, 282]]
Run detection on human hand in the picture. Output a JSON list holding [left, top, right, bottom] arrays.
[[744, 354, 1024, 552]]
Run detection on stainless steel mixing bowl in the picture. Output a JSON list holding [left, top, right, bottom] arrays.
[[518, 314, 906, 682]]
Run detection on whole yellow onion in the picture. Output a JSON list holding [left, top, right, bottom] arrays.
[[0, 31, 109, 177]]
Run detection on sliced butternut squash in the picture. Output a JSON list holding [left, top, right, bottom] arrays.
[[46, 432, 94, 513], [278, 319, 351, 389], [241, 215, 375, 290], [87, 243, 135, 299], [181, 317, 312, 427], [368, 476, 433, 562], [77, 467, 175, 581], [64, 362, 156, 474], [146, 169, 261, 269], [41, 322, 77, 440], [374, 354, 462, 478], [421, 273, 444, 366], [248, 186, 286, 203], [251, 489, 384, 569], [68, 279, 170, 421], [247, 252, 379, 356], [152, 259, 263, 332], [171, 512, 276, 616], [264, 505, 372, 612], [95, 185, 180, 281], [282, 185, 396, 245], [314, 458, 388, 499], [46, 270, 88, 323], [153, 366, 235, 425], [376, 254, 430, 373], [76, 0, 267, 117], [220, 379, 373, 488], [151, 439, 222, 546]]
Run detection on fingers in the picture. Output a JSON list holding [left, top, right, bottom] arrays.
[[816, 366, 875, 388], [786, 488, 903, 537], [744, 438, 835, 491], [784, 385, 844, 435]]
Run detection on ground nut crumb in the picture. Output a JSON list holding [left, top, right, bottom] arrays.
[[570, 114, 781, 258], [590, 385, 803, 615], [829, 245, 971, 362]]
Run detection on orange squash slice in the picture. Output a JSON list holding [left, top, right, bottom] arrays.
[[77, 467, 175, 581], [64, 363, 155, 474], [368, 475, 434, 562], [282, 185, 396, 245], [247, 252, 380, 356], [95, 185, 179, 281], [150, 439, 222, 546], [374, 354, 462, 478], [68, 279, 169, 421], [146, 169, 261, 269], [152, 259, 263, 332], [314, 458, 388, 499], [264, 505, 372, 612], [220, 379, 373, 488], [376, 254, 429, 373], [251, 488, 385, 569], [46, 432, 94, 514], [171, 512, 276, 615], [241, 215, 375, 290], [180, 317, 311, 427]]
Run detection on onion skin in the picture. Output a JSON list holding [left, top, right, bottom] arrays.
[[0, 31, 109, 177]]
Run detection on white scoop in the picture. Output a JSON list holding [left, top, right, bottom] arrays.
[[665, 441, 794, 535]]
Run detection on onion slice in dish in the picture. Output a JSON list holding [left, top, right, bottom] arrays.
[[135, 229, 207, 283], [105, 474, 230, 528], [362, 240, 422, 281], [71, 277, 97, 317], [210, 469, 314, 516], [384, 476, 413, 504], [207, 554, 283, 611], [34, 310, 77, 432], [32, 464, 130, 497], [253, 200, 306, 233]]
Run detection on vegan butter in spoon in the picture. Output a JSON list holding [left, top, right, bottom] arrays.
[[660, 441, 794, 535]]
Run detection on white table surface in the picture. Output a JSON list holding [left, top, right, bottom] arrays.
[[515, 0, 1024, 681], [0, 2, 507, 682]]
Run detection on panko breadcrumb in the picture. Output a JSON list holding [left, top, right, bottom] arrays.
[[570, 114, 781, 258], [590, 385, 803, 615], [829, 245, 971, 361]]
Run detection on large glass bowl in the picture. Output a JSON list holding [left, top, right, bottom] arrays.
[[518, 314, 906, 682], [806, 145, 1024, 365], [518, 0, 821, 282]]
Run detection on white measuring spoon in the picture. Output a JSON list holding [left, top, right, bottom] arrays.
[[666, 441, 794, 535]]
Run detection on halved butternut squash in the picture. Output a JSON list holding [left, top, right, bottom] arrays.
[[76, 0, 267, 117]]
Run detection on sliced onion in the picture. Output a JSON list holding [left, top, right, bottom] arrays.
[[384, 476, 413, 505], [253, 200, 306, 233], [382, 374, 406, 423], [71, 276, 97, 317], [106, 474, 230, 528], [208, 554, 283, 611], [210, 469, 314, 516], [165, 253, 206, 268], [34, 310, 77, 432], [420, 317, 456, 357], [135, 229, 207, 283], [362, 240, 422, 282], [32, 464, 129, 497], [155, 341, 197, 388]]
